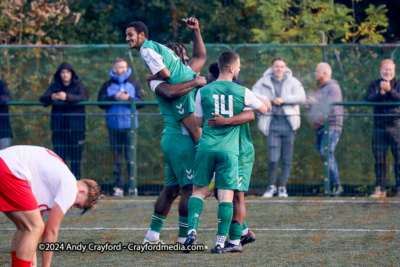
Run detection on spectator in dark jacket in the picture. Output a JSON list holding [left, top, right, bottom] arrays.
[[98, 58, 144, 196], [308, 63, 344, 196], [366, 59, 400, 198], [40, 62, 88, 179], [0, 80, 12, 149]]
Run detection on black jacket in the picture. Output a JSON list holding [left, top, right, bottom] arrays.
[[366, 78, 400, 127], [40, 62, 88, 131], [0, 80, 12, 139]]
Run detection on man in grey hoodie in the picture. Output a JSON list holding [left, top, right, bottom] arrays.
[[308, 62, 344, 196], [253, 58, 306, 198]]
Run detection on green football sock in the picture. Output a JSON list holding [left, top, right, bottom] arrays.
[[243, 220, 248, 230], [229, 221, 243, 241], [149, 213, 166, 233], [178, 216, 188, 237], [217, 202, 233, 237], [188, 197, 204, 232]]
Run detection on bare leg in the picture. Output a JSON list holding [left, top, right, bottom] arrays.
[[232, 191, 246, 225], [4, 209, 44, 261], [154, 184, 180, 216]]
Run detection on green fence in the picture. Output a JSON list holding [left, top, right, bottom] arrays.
[[2, 44, 400, 196], [4, 101, 400, 197]]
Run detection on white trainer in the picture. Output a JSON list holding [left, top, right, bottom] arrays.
[[278, 186, 288, 197], [262, 185, 277, 198]]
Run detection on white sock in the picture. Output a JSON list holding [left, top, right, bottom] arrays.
[[216, 235, 226, 248], [145, 229, 160, 242], [188, 229, 196, 235], [229, 239, 240, 246], [242, 228, 249, 236], [177, 237, 187, 244]]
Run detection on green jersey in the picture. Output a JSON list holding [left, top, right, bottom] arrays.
[[239, 123, 255, 162], [140, 40, 195, 84], [140, 39, 196, 134], [196, 81, 246, 155]]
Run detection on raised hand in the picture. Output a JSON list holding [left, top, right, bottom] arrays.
[[182, 17, 199, 30]]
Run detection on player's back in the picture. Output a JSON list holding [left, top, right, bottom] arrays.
[[0, 145, 78, 213], [197, 81, 246, 155], [141, 40, 195, 84]]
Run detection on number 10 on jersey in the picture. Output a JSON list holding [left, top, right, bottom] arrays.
[[213, 94, 233, 117]]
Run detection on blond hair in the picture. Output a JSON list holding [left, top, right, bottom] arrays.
[[80, 179, 100, 215]]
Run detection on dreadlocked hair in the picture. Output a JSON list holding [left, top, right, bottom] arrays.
[[167, 43, 187, 58]]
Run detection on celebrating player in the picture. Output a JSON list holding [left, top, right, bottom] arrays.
[[126, 18, 207, 244], [0, 145, 100, 267], [185, 51, 268, 253]]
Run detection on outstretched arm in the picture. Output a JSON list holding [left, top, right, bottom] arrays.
[[152, 75, 206, 100], [183, 17, 206, 73]]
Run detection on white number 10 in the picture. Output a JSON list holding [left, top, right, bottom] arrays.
[[213, 94, 233, 117]]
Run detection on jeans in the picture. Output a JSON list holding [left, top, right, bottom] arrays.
[[52, 131, 85, 179], [267, 129, 295, 186], [372, 121, 400, 190], [109, 129, 131, 188], [316, 130, 341, 186]]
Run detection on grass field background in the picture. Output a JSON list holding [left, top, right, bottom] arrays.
[[0, 196, 399, 266]]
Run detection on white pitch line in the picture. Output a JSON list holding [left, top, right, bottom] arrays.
[[100, 199, 400, 204], [0, 228, 399, 232]]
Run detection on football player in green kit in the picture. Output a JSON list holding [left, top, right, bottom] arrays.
[[185, 51, 268, 253], [126, 18, 206, 244]]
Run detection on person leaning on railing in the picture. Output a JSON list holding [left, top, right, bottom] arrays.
[[39, 62, 89, 180], [365, 59, 400, 198], [307, 63, 344, 196], [97, 58, 145, 197], [252, 57, 306, 198], [0, 79, 12, 149]]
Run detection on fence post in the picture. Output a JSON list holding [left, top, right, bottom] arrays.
[[129, 102, 138, 196], [323, 113, 330, 196]]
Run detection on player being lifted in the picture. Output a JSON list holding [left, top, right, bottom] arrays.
[[185, 51, 268, 253], [126, 18, 206, 244]]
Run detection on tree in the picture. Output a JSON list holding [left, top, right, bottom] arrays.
[[0, 0, 80, 45], [245, 0, 388, 44]]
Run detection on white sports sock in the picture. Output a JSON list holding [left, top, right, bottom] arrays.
[[216, 235, 226, 248], [177, 237, 187, 244], [188, 229, 196, 235], [229, 239, 240, 246], [145, 229, 160, 242], [242, 228, 249, 236]]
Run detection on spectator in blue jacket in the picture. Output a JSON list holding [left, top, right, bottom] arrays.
[[98, 58, 144, 196]]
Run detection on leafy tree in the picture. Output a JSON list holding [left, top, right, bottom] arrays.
[[246, 0, 388, 44], [0, 0, 80, 44]]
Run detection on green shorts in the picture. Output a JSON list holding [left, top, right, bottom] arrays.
[[161, 135, 195, 187], [194, 151, 238, 190], [238, 159, 254, 192]]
